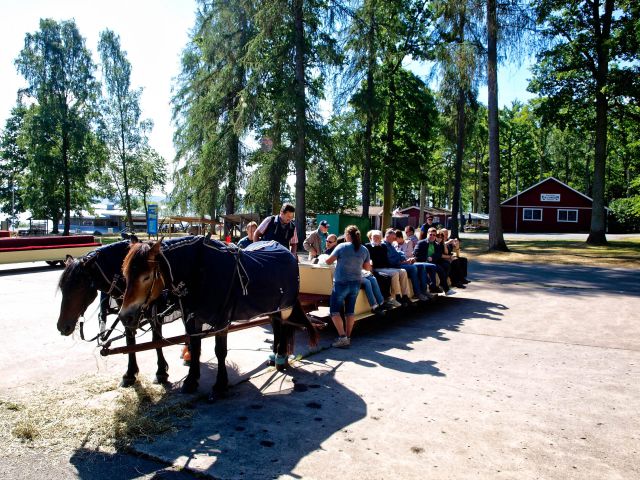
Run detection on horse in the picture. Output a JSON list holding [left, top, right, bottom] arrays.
[[56, 239, 179, 386], [117, 236, 319, 400]]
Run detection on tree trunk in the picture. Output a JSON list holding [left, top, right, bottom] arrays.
[[362, 3, 376, 220], [451, 86, 465, 238], [382, 71, 396, 231], [270, 115, 283, 215], [293, 0, 307, 239], [225, 131, 240, 236], [62, 130, 71, 236], [487, 0, 508, 251], [586, 0, 612, 246], [419, 182, 426, 227], [120, 115, 133, 232]]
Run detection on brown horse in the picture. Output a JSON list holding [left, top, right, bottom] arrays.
[[118, 236, 319, 400], [57, 239, 177, 386]]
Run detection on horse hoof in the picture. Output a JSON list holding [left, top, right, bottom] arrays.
[[274, 354, 288, 371], [181, 380, 198, 394], [154, 375, 169, 385], [120, 377, 136, 388]]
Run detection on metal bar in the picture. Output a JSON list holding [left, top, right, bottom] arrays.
[[100, 316, 272, 357]]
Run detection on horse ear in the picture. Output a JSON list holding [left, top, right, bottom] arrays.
[[130, 234, 139, 244], [64, 255, 74, 266], [150, 240, 162, 256]]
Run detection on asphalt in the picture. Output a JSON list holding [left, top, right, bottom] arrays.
[[0, 259, 639, 479]]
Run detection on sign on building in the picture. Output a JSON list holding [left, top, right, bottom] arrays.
[[540, 193, 561, 202], [147, 203, 158, 235]]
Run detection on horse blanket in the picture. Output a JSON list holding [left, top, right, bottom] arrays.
[[158, 236, 299, 330]]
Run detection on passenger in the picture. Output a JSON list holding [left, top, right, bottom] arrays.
[[404, 225, 419, 251], [435, 229, 455, 295], [365, 230, 411, 307], [384, 228, 430, 302], [237, 221, 258, 248], [324, 225, 371, 348], [324, 234, 339, 255], [394, 228, 414, 257], [441, 228, 469, 288], [413, 227, 454, 295], [254, 202, 298, 255], [361, 271, 387, 315], [303, 220, 330, 261]]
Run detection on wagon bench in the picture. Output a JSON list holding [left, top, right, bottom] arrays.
[[0, 235, 101, 265]]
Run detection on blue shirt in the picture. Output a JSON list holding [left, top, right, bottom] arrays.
[[331, 242, 370, 283], [384, 240, 406, 267]]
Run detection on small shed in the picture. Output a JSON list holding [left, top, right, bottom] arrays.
[[399, 206, 452, 228], [501, 177, 600, 233], [315, 213, 371, 237]]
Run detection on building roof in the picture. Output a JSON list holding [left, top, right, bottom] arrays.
[[400, 206, 452, 216], [500, 177, 594, 205]]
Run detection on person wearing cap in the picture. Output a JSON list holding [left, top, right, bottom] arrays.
[[303, 219, 330, 261], [419, 214, 436, 240]]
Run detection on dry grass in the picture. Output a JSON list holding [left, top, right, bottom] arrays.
[[461, 237, 640, 268], [0, 374, 195, 456]]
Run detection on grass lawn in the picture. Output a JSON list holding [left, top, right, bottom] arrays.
[[461, 236, 640, 268]]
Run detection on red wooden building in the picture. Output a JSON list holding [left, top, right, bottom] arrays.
[[399, 206, 452, 228], [501, 177, 599, 233]]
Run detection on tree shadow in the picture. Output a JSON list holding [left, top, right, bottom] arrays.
[[470, 262, 640, 296]]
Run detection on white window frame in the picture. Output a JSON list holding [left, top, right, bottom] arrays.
[[522, 208, 543, 221], [557, 209, 578, 223]]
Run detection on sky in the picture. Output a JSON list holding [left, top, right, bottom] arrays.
[[0, 0, 536, 172]]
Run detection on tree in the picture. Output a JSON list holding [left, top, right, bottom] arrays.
[[530, 0, 639, 245], [432, 0, 484, 238], [0, 102, 28, 223], [15, 18, 101, 235], [486, 0, 508, 249], [173, 0, 252, 229], [98, 29, 152, 231], [129, 147, 167, 224]]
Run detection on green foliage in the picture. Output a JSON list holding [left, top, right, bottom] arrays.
[[0, 102, 28, 219], [609, 196, 640, 233], [15, 18, 101, 233], [98, 29, 152, 229]]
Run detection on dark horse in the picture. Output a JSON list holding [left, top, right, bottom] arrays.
[[118, 236, 319, 400], [56, 239, 178, 386]]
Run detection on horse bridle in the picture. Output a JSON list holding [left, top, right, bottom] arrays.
[[138, 258, 167, 312]]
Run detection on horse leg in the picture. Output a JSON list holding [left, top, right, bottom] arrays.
[[181, 316, 201, 394], [152, 323, 169, 384], [271, 316, 291, 371], [209, 333, 228, 402], [120, 328, 139, 387]]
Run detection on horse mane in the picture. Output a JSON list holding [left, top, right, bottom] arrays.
[[57, 258, 83, 292], [122, 242, 153, 278]]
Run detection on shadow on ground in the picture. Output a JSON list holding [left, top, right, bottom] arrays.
[[65, 294, 507, 479], [69, 448, 196, 479], [470, 262, 640, 296]]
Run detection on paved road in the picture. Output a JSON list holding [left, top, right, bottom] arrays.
[[1, 260, 639, 479]]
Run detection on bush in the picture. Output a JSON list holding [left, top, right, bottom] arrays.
[[608, 197, 640, 233]]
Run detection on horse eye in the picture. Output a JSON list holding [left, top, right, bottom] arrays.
[[142, 276, 151, 282]]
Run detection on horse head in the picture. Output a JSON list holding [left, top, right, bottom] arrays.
[[57, 254, 99, 336], [118, 240, 166, 329]]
